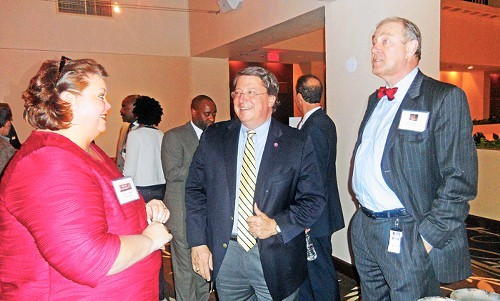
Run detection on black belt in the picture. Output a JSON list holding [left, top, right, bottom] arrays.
[[361, 206, 408, 219], [230, 235, 237, 241]]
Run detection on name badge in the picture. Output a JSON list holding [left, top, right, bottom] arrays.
[[388, 229, 403, 254], [112, 176, 140, 205], [398, 110, 429, 132]]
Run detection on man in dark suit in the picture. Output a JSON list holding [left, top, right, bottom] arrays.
[[185, 66, 326, 301], [351, 17, 478, 300], [161, 95, 217, 301], [295, 75, 344, 301]]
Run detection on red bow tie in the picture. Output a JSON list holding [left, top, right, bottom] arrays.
[[377, 87, 398, 100]]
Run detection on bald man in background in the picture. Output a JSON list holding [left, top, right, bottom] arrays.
[[116, 94, 140, 172], [295, 75, 344, 301]]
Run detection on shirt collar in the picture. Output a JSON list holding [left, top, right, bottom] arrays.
[[190, 121, 204, 140], [301, 106, 321, 125], [240, 117, 272, 138], [387, 67, 419, 103]]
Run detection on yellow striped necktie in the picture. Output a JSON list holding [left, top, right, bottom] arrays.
[[237, 130, 257, 251]]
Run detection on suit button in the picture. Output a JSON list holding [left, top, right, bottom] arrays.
[[230, 216, 233, 221], [223, 243, 228, 249]]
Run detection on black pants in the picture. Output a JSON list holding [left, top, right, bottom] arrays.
[[137, 184, 167, 299], [137, 184, 166, 202]]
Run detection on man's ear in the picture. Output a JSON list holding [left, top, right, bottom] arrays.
[[296, 93, 303, 105], [268, 95, 277, 108], [406, 40, 418, 59]]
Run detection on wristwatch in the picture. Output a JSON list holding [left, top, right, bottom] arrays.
[[275, 223, 281, 234]]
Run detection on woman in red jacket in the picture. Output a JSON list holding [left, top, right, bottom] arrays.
[[0, 58, 172, 300]]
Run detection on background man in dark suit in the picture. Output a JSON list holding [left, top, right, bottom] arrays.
[[115, 94, 139, 172], [351, 17, 478, 300], [185, 66, 326, 301], [295, 75, 344, 301], [161, 95, 217, 301]]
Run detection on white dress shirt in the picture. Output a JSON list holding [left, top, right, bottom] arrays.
[[352, 67, 419, 212], [190, 121, 203, 140]]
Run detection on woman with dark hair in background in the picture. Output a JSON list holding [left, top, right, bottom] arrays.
[[123, 95, 166, 202], [0, 58, 172, 300], [122, 95, 168, 299]]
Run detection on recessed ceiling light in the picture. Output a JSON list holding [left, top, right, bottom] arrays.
[[467, 65, 474, 70], [113, 3, 121, 13]]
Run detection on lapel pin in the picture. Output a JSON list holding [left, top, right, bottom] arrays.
[[274, 142, 278, 148]]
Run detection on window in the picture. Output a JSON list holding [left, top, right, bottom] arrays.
[[58, 0, 112, 17]]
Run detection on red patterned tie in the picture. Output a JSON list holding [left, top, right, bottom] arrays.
[[377, 87, 398, 101]]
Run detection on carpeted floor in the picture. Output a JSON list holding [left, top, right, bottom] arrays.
[[161, 215, 499, 300]]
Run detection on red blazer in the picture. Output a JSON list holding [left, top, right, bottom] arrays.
[[0, 131, 160, 300]]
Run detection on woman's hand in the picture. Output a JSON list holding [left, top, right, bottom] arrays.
[[146, 199, 170, 224], [142, 222, 173, 251]]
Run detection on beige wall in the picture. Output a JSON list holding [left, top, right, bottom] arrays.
[[473, 150, 500, 221], [0, 0, 230, 157], [325, 0, 440, 263], [190, 57, 232, 123], [0, 0, 190, 56]]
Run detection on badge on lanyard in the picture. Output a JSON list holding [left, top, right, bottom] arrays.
[[388, 218, 403, 254], [112, 176, 140, 205]]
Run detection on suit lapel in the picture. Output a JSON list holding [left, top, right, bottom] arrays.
[[382, 71, 424, 157], [255, 119, 283, 207], [184, 122, 198, 142], [224, 120, 241, 210], [354, 93, 379, 153]]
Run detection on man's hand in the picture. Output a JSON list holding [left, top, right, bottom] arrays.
[[247, 203, 278, 239], [191, 245, 213, 281], [422, 238, 433, 254]]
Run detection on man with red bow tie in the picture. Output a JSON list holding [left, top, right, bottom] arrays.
[[351, 17, 478, 300]]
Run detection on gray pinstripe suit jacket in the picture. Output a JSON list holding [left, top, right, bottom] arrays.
[[354, 70, 478, 283]]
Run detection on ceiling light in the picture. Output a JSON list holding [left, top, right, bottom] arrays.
[[467, 65, 474, 70], [113, 3, 120, 13]]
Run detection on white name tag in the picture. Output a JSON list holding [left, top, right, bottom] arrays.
[[112, 176, 140, 205], [398, 110, 429, 132], [388, 229, 403, 254]]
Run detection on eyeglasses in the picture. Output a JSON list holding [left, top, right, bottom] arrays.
[[55, 56, 72, 83], [230, 90, 268, 99]]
